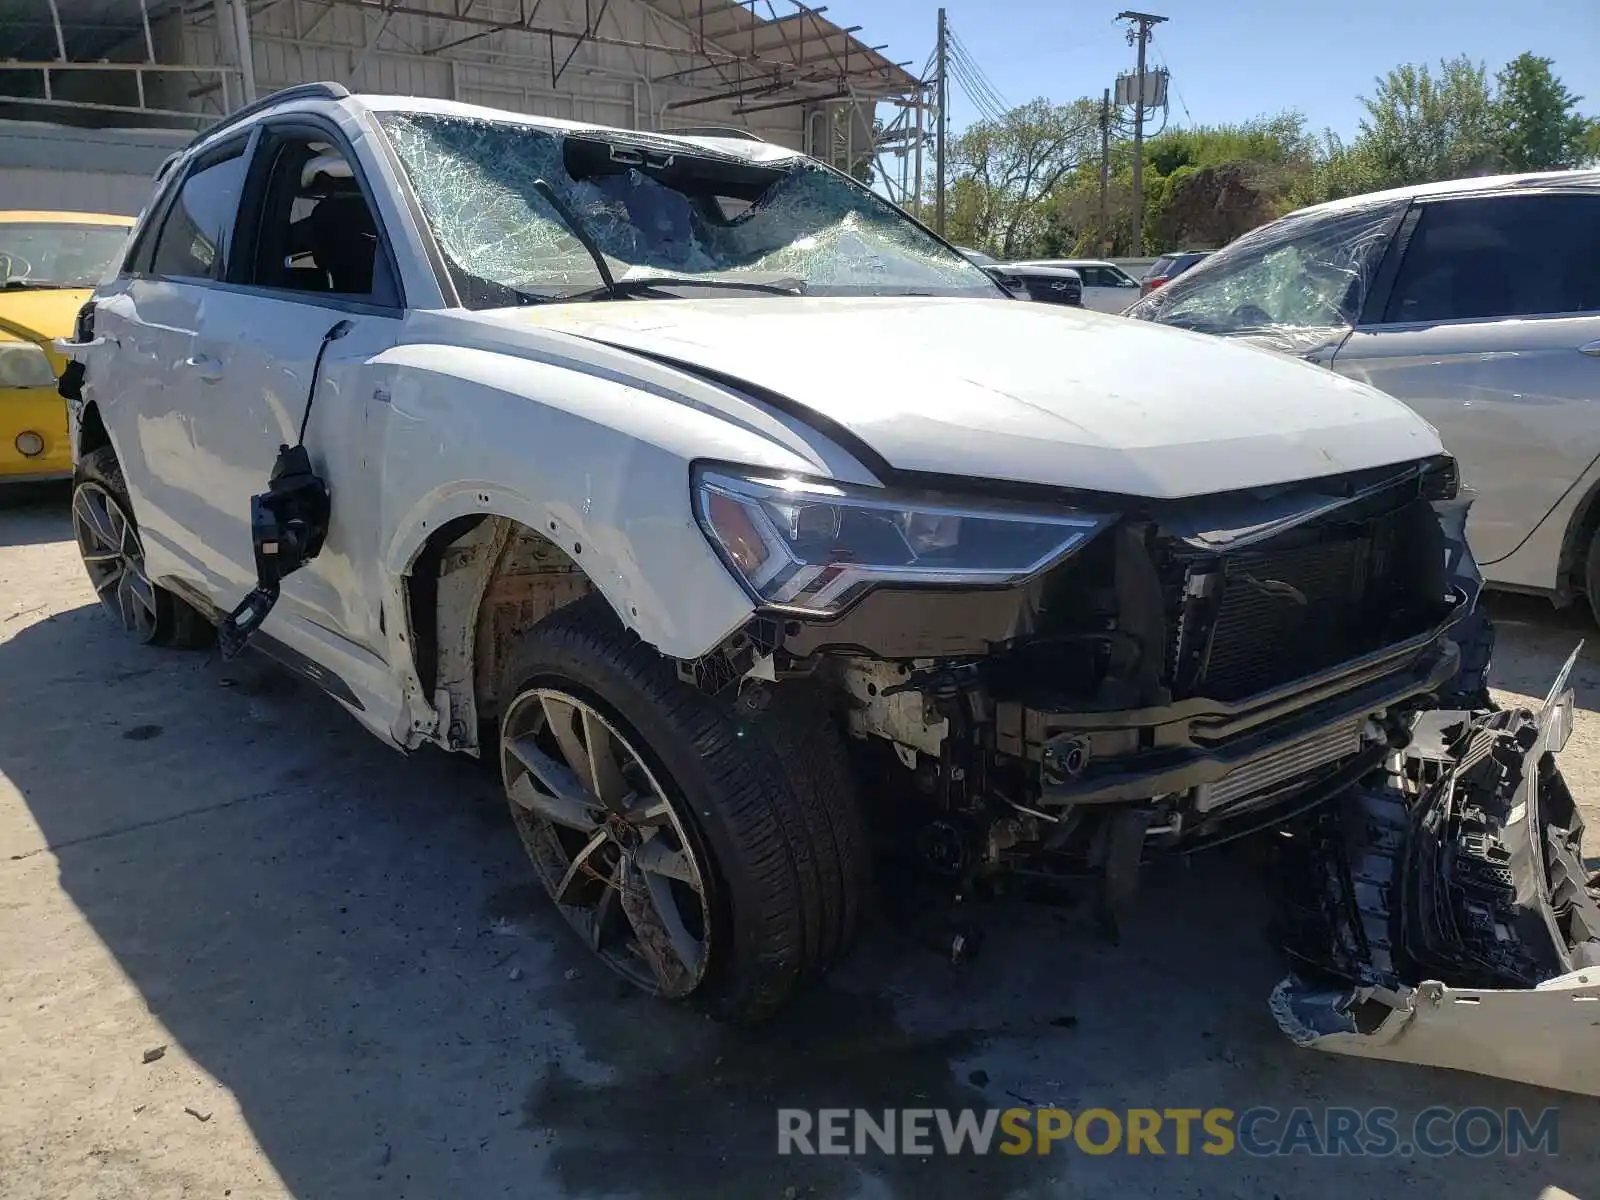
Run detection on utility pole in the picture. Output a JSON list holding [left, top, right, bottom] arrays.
[[913, 85, 925, 215], [1098, 87, 1111, 253], [1117, 10, 1166, 255], [934, 7, 948, 236]]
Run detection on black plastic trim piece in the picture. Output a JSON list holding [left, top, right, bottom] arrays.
[[363, 108, 461, 308], [249, 632, 367, 711], [188, 82, 351, 150], [1035, 631, 1461, 807], [157, 577, 366, 712], [1357, 202, 1419, 327], [1032, 593, 1469, 742]]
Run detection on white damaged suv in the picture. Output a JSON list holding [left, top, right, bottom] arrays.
[[62, 84, 1585, 1033]]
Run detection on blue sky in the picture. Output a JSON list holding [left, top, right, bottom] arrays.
[[829, 0, 1600, 139]]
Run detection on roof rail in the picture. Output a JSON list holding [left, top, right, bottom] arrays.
[[668, 125, 765, 142], [187, 81, 352, 149]]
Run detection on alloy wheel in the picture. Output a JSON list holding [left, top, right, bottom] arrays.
[[72, 481, 159, 643], [500, 687, 711, 997]]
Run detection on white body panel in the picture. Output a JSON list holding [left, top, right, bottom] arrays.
[[1079, 286, 1136, 314], [508, 296, 1444, 498], [1274, 971, 1600, 1098], [65, 90, 1451, 744]]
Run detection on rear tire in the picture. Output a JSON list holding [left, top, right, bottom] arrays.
[[72, 446, 212, 649], [1584, 524, 1600, 630], [497, 596, 868, 1023]]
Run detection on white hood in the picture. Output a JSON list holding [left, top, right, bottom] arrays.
[[506, 296, 1442, 500]]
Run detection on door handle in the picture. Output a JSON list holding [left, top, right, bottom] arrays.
[[184, 353, 224, 382], [1580, 341, 1600, 357]]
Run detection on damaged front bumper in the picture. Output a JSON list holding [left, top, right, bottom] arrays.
[[1272, 648, 1600, 1096]]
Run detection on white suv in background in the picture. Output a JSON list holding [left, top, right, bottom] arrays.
[[1008, 258, 1143, 312]]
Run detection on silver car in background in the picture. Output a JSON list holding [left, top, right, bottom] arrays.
[[1126, 171, 1600, 622]]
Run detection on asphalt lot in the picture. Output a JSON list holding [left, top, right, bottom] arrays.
[[2, 481, 1598, 1200]]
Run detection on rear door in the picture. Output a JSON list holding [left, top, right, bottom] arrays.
[[92, 134, 253, 589], [1331, 191, 1600, 567]]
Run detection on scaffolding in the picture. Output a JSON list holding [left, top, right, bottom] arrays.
[[0, 0, 926, 157]]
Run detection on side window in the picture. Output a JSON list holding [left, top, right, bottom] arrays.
[[1384, 194, 1600, 324], [1078, 267, 1102, 286], [244, 136, 393, 303], [148, 144, 248, 281]]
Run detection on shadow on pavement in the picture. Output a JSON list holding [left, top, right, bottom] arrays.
[[0, 480, 71, 548], [2, 589, 1598, 1198]]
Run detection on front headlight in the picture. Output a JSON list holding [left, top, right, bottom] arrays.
[[693, 468, 1112, 616], [0, 343, 56, 389]]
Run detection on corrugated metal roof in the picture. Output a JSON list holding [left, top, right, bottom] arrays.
[[642, 0, 920, 101], [0, 0, 187, 61], [640, 0, 920, 111]]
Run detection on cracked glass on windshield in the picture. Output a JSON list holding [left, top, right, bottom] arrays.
[[377, 110, 997, 306], [1124, 200, 1406, 354]]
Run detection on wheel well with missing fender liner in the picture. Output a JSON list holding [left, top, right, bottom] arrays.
[[407, 516, 594, 752], [1558, 474, 1600, 604], [77, 402, 110, 459]]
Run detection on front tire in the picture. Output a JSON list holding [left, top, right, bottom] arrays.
[[498, 596, 867, 1022], [71, 446, 211, 648]]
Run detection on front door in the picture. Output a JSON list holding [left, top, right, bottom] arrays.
[[187, 126, 405, 665], [1332, 191, 1600, 569]]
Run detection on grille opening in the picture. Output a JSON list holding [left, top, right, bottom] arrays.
[[1168, 496, 1450, 703]]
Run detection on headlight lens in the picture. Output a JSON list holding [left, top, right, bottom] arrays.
[[0, 343, 56, 389], [694, 469, 1112, 615], [1419, 454, 1460, 502]]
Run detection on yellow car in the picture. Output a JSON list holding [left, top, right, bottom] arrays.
[[0, 211, 136, 483]]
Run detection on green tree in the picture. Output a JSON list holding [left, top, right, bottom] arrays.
[[1357, 56, 1499, 185], [1494, 52, 1593, 170], [944, 97, 1100, 257], [1290, 130, 1387, 206]]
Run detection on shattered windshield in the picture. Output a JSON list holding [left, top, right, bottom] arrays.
[[0, 223, 130, 288], [1124, 200, 1406, 354], [377, 111, 997, 305]]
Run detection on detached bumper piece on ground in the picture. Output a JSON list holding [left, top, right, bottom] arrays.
[[1272, 649, 1600, 1096]]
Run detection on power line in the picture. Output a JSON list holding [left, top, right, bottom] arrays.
[[948, 54, 1007, 124], [1147, 32, 1192, 124], [947, 26, 1009, 116], [944, 41, 1007, 122]]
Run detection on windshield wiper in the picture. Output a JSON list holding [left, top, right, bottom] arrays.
[[2, 280, 73, 290], [531, 177, 620, 298], [558, 275, 806, 301]]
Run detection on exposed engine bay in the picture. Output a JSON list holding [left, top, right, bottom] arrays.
[[692, 454, 1600, 1091], [690, 455, 1479, 925]]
